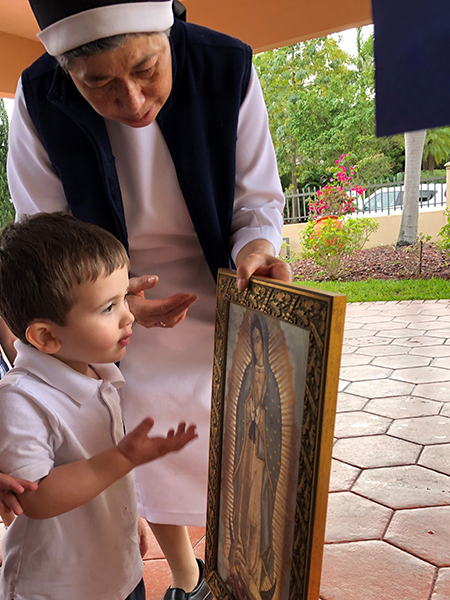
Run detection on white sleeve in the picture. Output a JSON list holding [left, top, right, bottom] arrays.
[[0, 382, 57, 482], [7, 78, 70, 217], [230, 65, 285, 262]]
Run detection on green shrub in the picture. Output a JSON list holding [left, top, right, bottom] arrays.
[[300, 216, 379, 280], [437, 208, 450, 256]]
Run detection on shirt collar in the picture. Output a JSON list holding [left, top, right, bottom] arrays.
[[13, 341, 125, 406]]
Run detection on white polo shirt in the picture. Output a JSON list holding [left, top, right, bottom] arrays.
[[0, 342, 143, 600]]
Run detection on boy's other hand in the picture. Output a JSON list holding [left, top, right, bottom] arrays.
[[118, 418, 198, 467], [137, 516, 149, 558], [127, 275, 197, 329], [0, 474, 38, 515]]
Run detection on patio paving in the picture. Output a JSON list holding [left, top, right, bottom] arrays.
[[0, 299, 449, 599], [322, 298, 450, 600]]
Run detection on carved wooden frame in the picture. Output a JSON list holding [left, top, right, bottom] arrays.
[[205, 269, 346, 600]]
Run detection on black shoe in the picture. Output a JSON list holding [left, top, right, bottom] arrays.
[[161, 559, 213, 600]]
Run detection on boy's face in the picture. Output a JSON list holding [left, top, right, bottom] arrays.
[[52, 266, 134, 375]]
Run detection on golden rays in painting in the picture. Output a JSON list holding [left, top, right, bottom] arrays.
[[219, 308, 305, 600]]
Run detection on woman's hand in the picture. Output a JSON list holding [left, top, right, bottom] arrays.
[[235, 239, 292, 291], [127, 275, 198, 328], [0, 473, 38, 516]]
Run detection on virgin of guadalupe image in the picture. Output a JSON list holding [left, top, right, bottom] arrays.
[[219, 308, 305, 600]]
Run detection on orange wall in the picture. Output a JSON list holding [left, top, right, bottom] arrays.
[[0, 31, 43, 97], [185, 0, 372, 53], [0, 0, 372, 96]]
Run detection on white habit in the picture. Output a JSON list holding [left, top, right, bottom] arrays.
[[7, 66, 284, 525]]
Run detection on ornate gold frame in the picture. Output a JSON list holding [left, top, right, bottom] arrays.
[[205, 269, 346, 600]]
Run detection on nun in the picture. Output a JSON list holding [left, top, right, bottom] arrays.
[[6, 1, 291, 598]]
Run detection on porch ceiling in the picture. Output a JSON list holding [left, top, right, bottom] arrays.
[[0, 0, 372, 97]]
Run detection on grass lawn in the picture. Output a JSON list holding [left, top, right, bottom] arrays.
[[294, 277, 450, 302]]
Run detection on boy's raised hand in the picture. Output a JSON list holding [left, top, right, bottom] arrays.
[[14, 420, 197, 520], [118, 418, 198, 467]]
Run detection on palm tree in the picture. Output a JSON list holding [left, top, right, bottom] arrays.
[[422, 127, 450, 170], [397, 129, 426, 247]]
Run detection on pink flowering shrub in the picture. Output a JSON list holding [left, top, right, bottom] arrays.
[[309, 154, 365, 218]]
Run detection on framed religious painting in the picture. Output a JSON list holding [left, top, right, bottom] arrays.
[[204, 269, 346, 600]]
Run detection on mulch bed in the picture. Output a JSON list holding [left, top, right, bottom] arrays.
[[291, 244, 450, 282]]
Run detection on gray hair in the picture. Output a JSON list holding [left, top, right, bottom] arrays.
[[56, 30, 170, 73]]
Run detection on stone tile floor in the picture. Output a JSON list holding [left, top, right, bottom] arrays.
[[321, 299, 450, 600], [1, 299, 450, 599]]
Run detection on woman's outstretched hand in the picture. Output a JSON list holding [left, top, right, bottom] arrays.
[[127, 275, 198, 328]]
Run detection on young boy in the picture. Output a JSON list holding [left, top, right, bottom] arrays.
[[0, 212, 197, 600]]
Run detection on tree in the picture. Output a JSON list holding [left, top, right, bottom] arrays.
[[254, 37, 354, 192], [397, 129, 427, 246], [0, 100, 15, 228], [422, 127, 450, 170], [397, 126, 450, 247], [254, 33, 404, 191]]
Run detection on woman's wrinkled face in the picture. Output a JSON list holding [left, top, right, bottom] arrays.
[[68, 34, 172, 128]]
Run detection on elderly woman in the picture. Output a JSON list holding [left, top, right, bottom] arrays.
[[6, 0, 291, 598]]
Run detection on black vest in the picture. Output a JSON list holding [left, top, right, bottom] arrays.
[[21, 20, 252, 280]]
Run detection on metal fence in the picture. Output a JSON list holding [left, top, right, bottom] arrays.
[[284, 173, 447, 224]]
